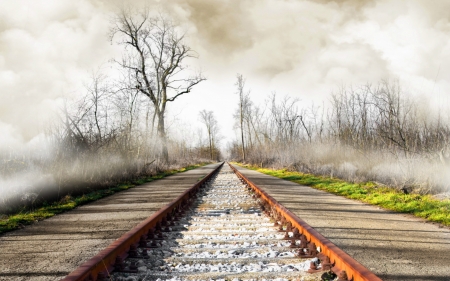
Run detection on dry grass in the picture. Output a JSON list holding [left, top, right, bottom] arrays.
[[245, 142, 450, 195], [238, 163, 450, 227]]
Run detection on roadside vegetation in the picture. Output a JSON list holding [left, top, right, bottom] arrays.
[[0, 164, 206, 235], [238, 163, 450, 226]]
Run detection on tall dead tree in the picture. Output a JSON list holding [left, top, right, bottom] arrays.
[[110, 10, 205, 162], [235, 74, 250, 161]]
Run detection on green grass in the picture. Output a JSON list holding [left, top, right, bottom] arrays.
[[237, 163, 450, 226], [0, 163, 207, 235]]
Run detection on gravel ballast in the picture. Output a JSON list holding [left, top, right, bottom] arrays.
[[111, 165, 321, 281]]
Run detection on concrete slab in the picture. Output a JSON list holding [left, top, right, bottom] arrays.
[[0, 163, 221, 281], [230, 164, 450, 281]]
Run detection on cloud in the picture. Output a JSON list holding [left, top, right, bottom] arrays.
[[162, 0, 383, 83], [335, 0, 450, 96], [0, 0, 116, 142], [171, 0, 257, 56]]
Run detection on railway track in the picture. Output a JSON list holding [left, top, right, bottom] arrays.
[[62, 163, 382, 281]]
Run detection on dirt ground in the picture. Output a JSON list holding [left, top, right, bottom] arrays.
[[231, 164, 450, 281], [0, 163, 222, 281]]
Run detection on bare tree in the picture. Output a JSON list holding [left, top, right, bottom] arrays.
[[61, 72, 117, 154], [110, 10, 205, 162], [199, 110, 220, 160], [235, 74, 251, 161], [85, 72, 108, 143], [112, 74, 142, 158]]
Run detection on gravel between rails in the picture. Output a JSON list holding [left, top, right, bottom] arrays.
[[111, 165, 323, 281]]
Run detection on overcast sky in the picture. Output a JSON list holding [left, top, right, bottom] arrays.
[[1, 0, 450, 150]]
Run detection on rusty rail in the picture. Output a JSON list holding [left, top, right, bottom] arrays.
[[229, 163, 383, 281], [61, 162, 224, 281]]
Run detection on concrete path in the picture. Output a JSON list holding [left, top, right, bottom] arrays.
[[230, 164, 450, 281], [0, 163, 222, 281]]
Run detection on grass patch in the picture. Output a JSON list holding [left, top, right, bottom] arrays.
[[0, 163, 207, 235], [236, 163, 450, 226]]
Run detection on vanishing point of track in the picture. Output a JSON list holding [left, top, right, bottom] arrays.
[[61, 163, 382, 281]]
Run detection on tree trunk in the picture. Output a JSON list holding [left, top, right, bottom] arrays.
[[240, 112, 246, 161], [157, 113, 169, 163], [209, 133, 213, 160]]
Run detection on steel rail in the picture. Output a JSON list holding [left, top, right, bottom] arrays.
[[61, 162, 224, 281], [229, 163, 383, 281]]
